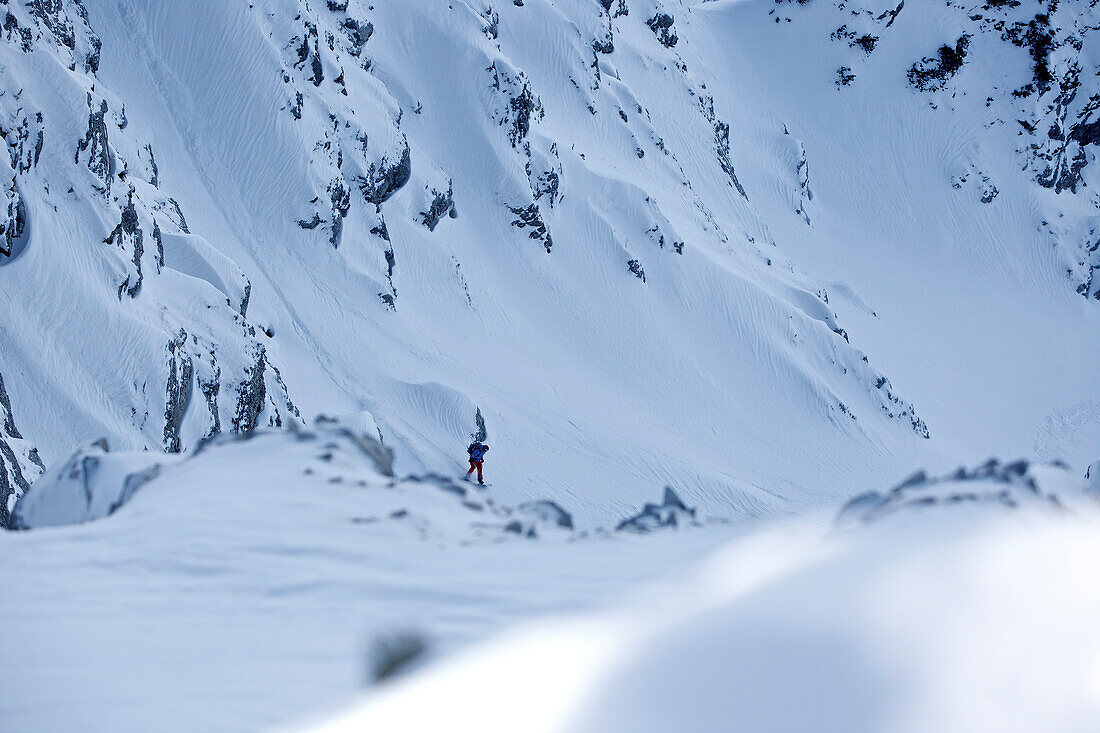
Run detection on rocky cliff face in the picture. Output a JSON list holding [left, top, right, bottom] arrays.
[[784, 0, 1100, 301], [0, 0, 300, 477]]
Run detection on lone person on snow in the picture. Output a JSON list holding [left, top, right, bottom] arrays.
[[466, 441, 489, 485]]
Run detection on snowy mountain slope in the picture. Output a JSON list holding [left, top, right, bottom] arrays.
[[3, 1, 1099, 730], [686, 0, 1100, 465], [10, 0, 1094, 531], [0, 423, 740, 733], [305, 462, 1100, 733]]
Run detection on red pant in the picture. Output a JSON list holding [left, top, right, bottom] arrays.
[[466, 460, 483, 480]]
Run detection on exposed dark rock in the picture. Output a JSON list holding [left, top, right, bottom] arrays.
[[532, 169, 559, 206], [907, 35, 971, 92], [627, 258, 646, 282], [199, 366, 222, 441], [328, 177, 351, 248], [75, 97, 112, 194], [3, 111, 44, 175], [877, 0, 904, 28], [28, 0, 75, 50], [471, 407, 487, 444], [381, 242, 397, 304], [1003, 13, 1055, 94], [599, 0, 628, 17], [163, 329, 194, 454], [343, 18, 373, 55], [418, 181, 455, 231], [297, 213, 322, 229], [852, 34, 878, 54], [4, 11, 34, 52], [616, 486, 697, 532], [360, 142, 412, 205], [698, 95, 748, 199], [836, 66, 856, 87], [0, 368, 42, 523], [1, 181, 26, 258], [508, 203, 553, 252], [144, 144, 159, 188], [872, 375, 929, 438], [646, 13, 678, 48], [714, 121, 748, 199], [105, 196, 145, 299], [489, 63, 543, 149], [0, 372, 23, 440], [232, 345, 267, 434], [0, 439, 32, 529]]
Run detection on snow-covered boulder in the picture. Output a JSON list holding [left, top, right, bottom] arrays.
[[615, 487, 697, 532], [10, 439, 166, 530]]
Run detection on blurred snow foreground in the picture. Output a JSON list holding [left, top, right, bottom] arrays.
[[6, 419, 1100, 733], [302, 461, 1100, 733]]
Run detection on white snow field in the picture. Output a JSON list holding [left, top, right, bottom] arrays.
[[2, 0, 1100, 730]]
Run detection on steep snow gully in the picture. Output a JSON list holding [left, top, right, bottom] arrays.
[[2, 0, 1099, 731]]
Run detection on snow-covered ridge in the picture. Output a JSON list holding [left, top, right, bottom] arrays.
[[9, 416, 703, 541]]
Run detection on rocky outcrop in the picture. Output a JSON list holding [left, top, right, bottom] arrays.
[[646, 13, 678, 48], [907, 35, 970, 92], [74, 96, 112, 194], [616, 487, 697, 532], [836, 459, 1077, 528], [360, 142, 412, 205], [9, 439, 163, 530], [0, 371, 44, 528], [327, 176, 351, 248], [699, 95, 748, 200], [0, 178, 26, 258], [105, 195, 145, 298], [489, 62, 543, 150], [873, 375, 929, 439], [418, 181, 456, 231], [232, 345, 268, 434], [163, 330, 194, 453], [509, 203, 553, 253]]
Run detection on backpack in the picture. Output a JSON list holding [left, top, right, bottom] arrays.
[[467, 442, 478, 456]]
